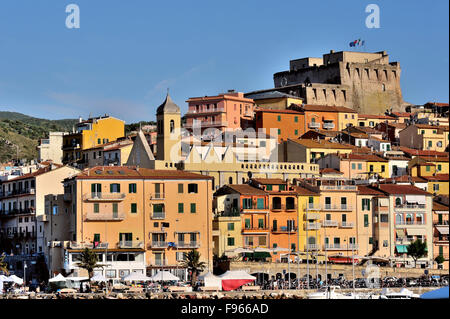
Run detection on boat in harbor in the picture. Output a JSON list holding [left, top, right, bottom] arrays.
[[307, 286, 357, 299], [376, 288, 420, 299]]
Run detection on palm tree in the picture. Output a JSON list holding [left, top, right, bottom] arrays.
[[407, 239, 427, 268], [75, 248, 103, 282], [180, 249, 206, 287], [0, 253, 9, 275]]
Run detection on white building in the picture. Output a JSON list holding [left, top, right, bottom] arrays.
[[38, 132, 66, 164]]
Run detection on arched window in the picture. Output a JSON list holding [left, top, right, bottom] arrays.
[[395, 214, 402, 225], [395, 197, 402, 207], [416, 214, 423, 224], [405, 214, 412, 224], [308, 236, 316, 245], [170, 120, 174, 133]]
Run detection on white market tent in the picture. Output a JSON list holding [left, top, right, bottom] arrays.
[[149, 271, 180, 282], [122, 272, 153, 282], [0, 275, 12, 282], [198, 272, 222, 288], [7, 275, 23, 285], [49, 274, 67, 283], [91, 273, 107, 282], [218, 270, 256, 280]]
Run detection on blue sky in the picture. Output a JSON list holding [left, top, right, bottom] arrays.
[[0, 0, 448, 123]]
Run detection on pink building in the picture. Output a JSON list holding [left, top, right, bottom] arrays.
[[184, 90, 255, 136]]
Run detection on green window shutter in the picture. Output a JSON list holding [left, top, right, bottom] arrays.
[[277, 115, 281, 121], [295, 116, 298, 122], [257, 198, 264, 209], [426, 166, 431, 172], [266, 185, 272, 191], [369, 237, 373, 244], [91, 184, 96, 193], [358, 163, 362, 170], [309, 197, 314, 204], [190, 203, 196, 213], [98, 138, 101, 144], [131, 203, 137, 213], [227, 237, 235, 246], [364, 214, 369, 227], [112, 203, 118, 213], [94, 203, 99, 213], [245, 219, 250, 229], [110, 184, 113, 193], [129, 183, 136, 193], [93, 234, 100, 242], [258, 219, 264, 228], [278, 129, 281, 135], [352, 163, 356, 170], [178, 203, 184, 213], [438, 164, 442, 171], [295, 129, 298, 135], [178, 184, 183, 193]]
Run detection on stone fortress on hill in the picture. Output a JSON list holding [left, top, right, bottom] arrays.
[[246, 50, 409, 115]]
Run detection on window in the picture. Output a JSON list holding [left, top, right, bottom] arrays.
[[295, 129, 298, 135], [362, 198, 371, 211], [433, 184, 440, 191], [341, 197, 347, 209], [178, 184, 183, 193], [129, 183, 137, 193], [395, 197, 402, 206], [258, 219, 264, 229], [266, 185, 272, 191], [278, 129, 281, 135], [428, 141, 432, 148], [112, 203, 118, 214], [437, 164, 442, 171], [381, 165, 385, 172], [364, 214, 369, 227], [227, 223, 234, 231], [277, 115, 281, 121], [325, 197, 331, 209], [426, 166, 431, 172], [176, 252, 186, 261], [91, 183, 101, 195], [131, 203, 137, 213], [178, 203, 184, 213], [294, 116, 298, 123], [358, 163, 362, 170], [110, 183, 120, 193], [369, 165, 374, 172], [245, 219, 251, 229], [380, 214, 388, 223], [106, 270, 116, 278], [256, 198, 265, 209], [242, 198, 252, 209], [93, 234, 100, 243], [97, 138, 101, 144], [383, 240, 388, 247], [227, 237, 235, 246], [188, 184, 198, 193], [421, 130, 425, 135], [352, 163, 356, 170], [190, 203, 196, 213], [94, 203, 99, 213]]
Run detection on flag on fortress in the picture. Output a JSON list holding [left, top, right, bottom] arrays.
[[349, 39, 365, 47]]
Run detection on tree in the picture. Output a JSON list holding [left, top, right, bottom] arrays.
[[407, 240, 427, 268], [179, 249, 206, 287], [434, 255, 445, 267], [0, 253, 9, 275], [75, 248, 103, 282]]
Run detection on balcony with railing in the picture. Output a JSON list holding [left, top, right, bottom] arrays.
[[177, 241, 200, 248], [0, 208, 35, 218], [323, 220, 339, 227], [308, 122, 321, 129], [117, 241, 144, 249], [305, 244, 320, 251], [149, 193, 165, 200], [340, 222, 355, 228], [395, 238, 413, 245], [395, 220, 425, 226], [271, 226, 297, 233], [304, 222, 321, 230], [152, 258, 169, 266], [321, 204, 353, 211], [270, 204, 297, 212], [242, 226, 269, 233], [0, 188, 36, 199], [69, 242, 109, 249], [304, 205, 321, 212], [83, 192, 126, 201], [149, 241, 168, 249], [394, 203, 426, 210], [84, 212, 125, 221], [186, 107, 225, 115], [151, 211, 166, 219], [322, 122, 335, 129], [184, 120, 228, 128], [305, 212, 321, 220]]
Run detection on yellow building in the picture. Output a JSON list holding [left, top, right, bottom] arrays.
[[60, 166, 213, 280], [335, 106, 358, 131], [293, 185, 321, 255], [245, 91, 303, 110], [286, 139, 353, 163], [365, 155, 390, 179], [212, 215, 242, 257], [399, 124, 449, 152], [357, 114, 396, 128], [62, 115, 125, 165], [409, 156, 450, 175]]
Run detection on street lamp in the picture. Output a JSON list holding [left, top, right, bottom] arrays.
[[23, 262, 27, 287]]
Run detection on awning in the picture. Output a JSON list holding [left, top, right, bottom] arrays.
[[243, 252, 271, 259], [436, 226, 449, 235], [406, 228, 427, 236], [405, 195, 426, 205], [396, 245, 408, 253]]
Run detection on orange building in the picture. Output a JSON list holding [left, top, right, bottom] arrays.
[[432, 200, 449, 269], [250, 179, 299, 261], [255, 109, 305, 143], [62, 166, 213, 280]]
